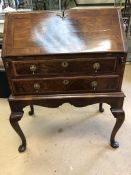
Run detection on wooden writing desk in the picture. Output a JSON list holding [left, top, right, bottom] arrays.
[[2, 8, 127, 152]]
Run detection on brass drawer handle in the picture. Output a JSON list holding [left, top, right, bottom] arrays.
[[93, 62, 100, 72], [30, 65, 37, 74], [91, 81, 98, 91], [61, 61, 69, 68], [34, 83, 40, 92], [62, 80, 69, 85]]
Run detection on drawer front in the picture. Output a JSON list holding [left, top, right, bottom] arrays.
[[10, 57, 117, 77], [11, 76, 120, 95]]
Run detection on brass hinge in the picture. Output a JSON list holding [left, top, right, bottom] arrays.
[[120, 57, 125, 64], [5, 61, 9, 68]]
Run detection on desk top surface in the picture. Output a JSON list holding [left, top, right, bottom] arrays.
[[2, 8, 127, 57]]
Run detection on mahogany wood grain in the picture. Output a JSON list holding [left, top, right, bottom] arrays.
[[10, 57, 117, 77], [2, 8, 127, 152], [2, 9, 127, 57], [11, 76, 120, 95]]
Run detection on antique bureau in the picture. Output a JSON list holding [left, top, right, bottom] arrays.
[[2, 8, 127, 152]]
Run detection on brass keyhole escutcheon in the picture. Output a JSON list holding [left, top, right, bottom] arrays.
[[34, 83, 40, 92], [62, 80, 69, 85], [93, 62, 100, 72], [61, 61, 69, 68], [30, 65, 37, 74], [91, 81, 98, 91]]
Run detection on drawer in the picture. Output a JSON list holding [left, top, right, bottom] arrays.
[[10, 57, 117, 77], [11, 76, 120, 95]]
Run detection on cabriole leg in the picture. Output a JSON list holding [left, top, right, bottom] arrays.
[[99, 103, 104, 113], [28, 105, 34, 116], [10, 112, 26, 152], [110, 109, 125, 148]]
